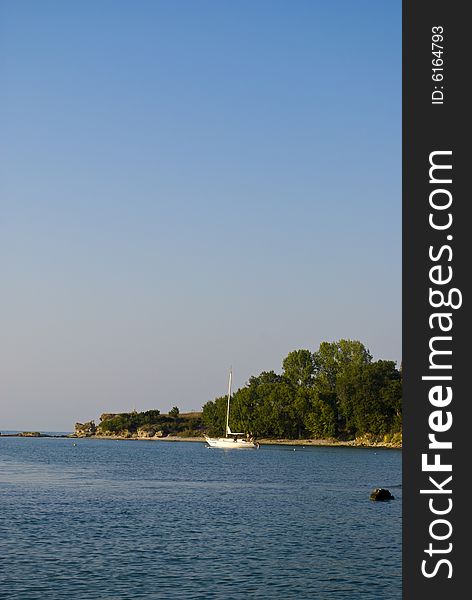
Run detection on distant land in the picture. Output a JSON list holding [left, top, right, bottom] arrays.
[[0, 415, 401, 449], [68, 408, 401, 448], [1, 341, 402, 448], [74, 409, 203, 439]]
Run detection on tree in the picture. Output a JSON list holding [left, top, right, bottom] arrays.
[[282, 349, 315, 388], [336, 360, 402, 436], [313, 339, 372, 393], [290, 387, 314, 438], [169, 406, 180, 418], [234, 371, 292, 438], [202, 396, 227, 436], [305, 394, 337, 439]]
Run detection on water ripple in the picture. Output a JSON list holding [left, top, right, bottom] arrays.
[[0, 437, 401, 599]]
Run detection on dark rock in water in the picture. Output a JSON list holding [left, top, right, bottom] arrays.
[[370, 488, 394, 501]]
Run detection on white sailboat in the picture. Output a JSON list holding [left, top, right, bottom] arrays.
[[204, 370, 259, 449]]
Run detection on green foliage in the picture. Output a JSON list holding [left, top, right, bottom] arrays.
[[314, 339, 372, 391], [202, 341, 401, 441], [169, 406, 180, 418], [98, 409, 203, 436], [336, 360, 402, 436], [305, 395, 337, 439], [202, 395, 228, 436], [282, 350, 315, 388], [99, 409, 161, 433]]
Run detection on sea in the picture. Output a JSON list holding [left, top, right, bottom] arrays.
[[0, 436, 401, 599]]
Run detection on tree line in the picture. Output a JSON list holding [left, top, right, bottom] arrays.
[[202, 340, 402, 441]]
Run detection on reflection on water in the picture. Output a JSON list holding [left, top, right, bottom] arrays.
[[0, 437, 401, 599]]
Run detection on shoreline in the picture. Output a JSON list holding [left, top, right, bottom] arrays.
[[1, 432, 401, 449], [258, 438, 401, 449]]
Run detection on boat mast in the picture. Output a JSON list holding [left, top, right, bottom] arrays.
[[225, 368, 232, 437]]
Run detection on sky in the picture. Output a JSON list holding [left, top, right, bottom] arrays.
[[0, 0, 401, 431]]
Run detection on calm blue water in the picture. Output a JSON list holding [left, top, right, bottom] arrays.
[[0, 438, 401, 599]]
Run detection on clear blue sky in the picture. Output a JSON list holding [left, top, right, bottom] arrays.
[[0, 0, 401, 431]]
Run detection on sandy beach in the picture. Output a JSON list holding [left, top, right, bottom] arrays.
[[75, 434, 402, 449], [1, 432, 401, 448]]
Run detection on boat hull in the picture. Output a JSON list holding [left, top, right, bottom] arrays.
[[204, 436, 259, 449]]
